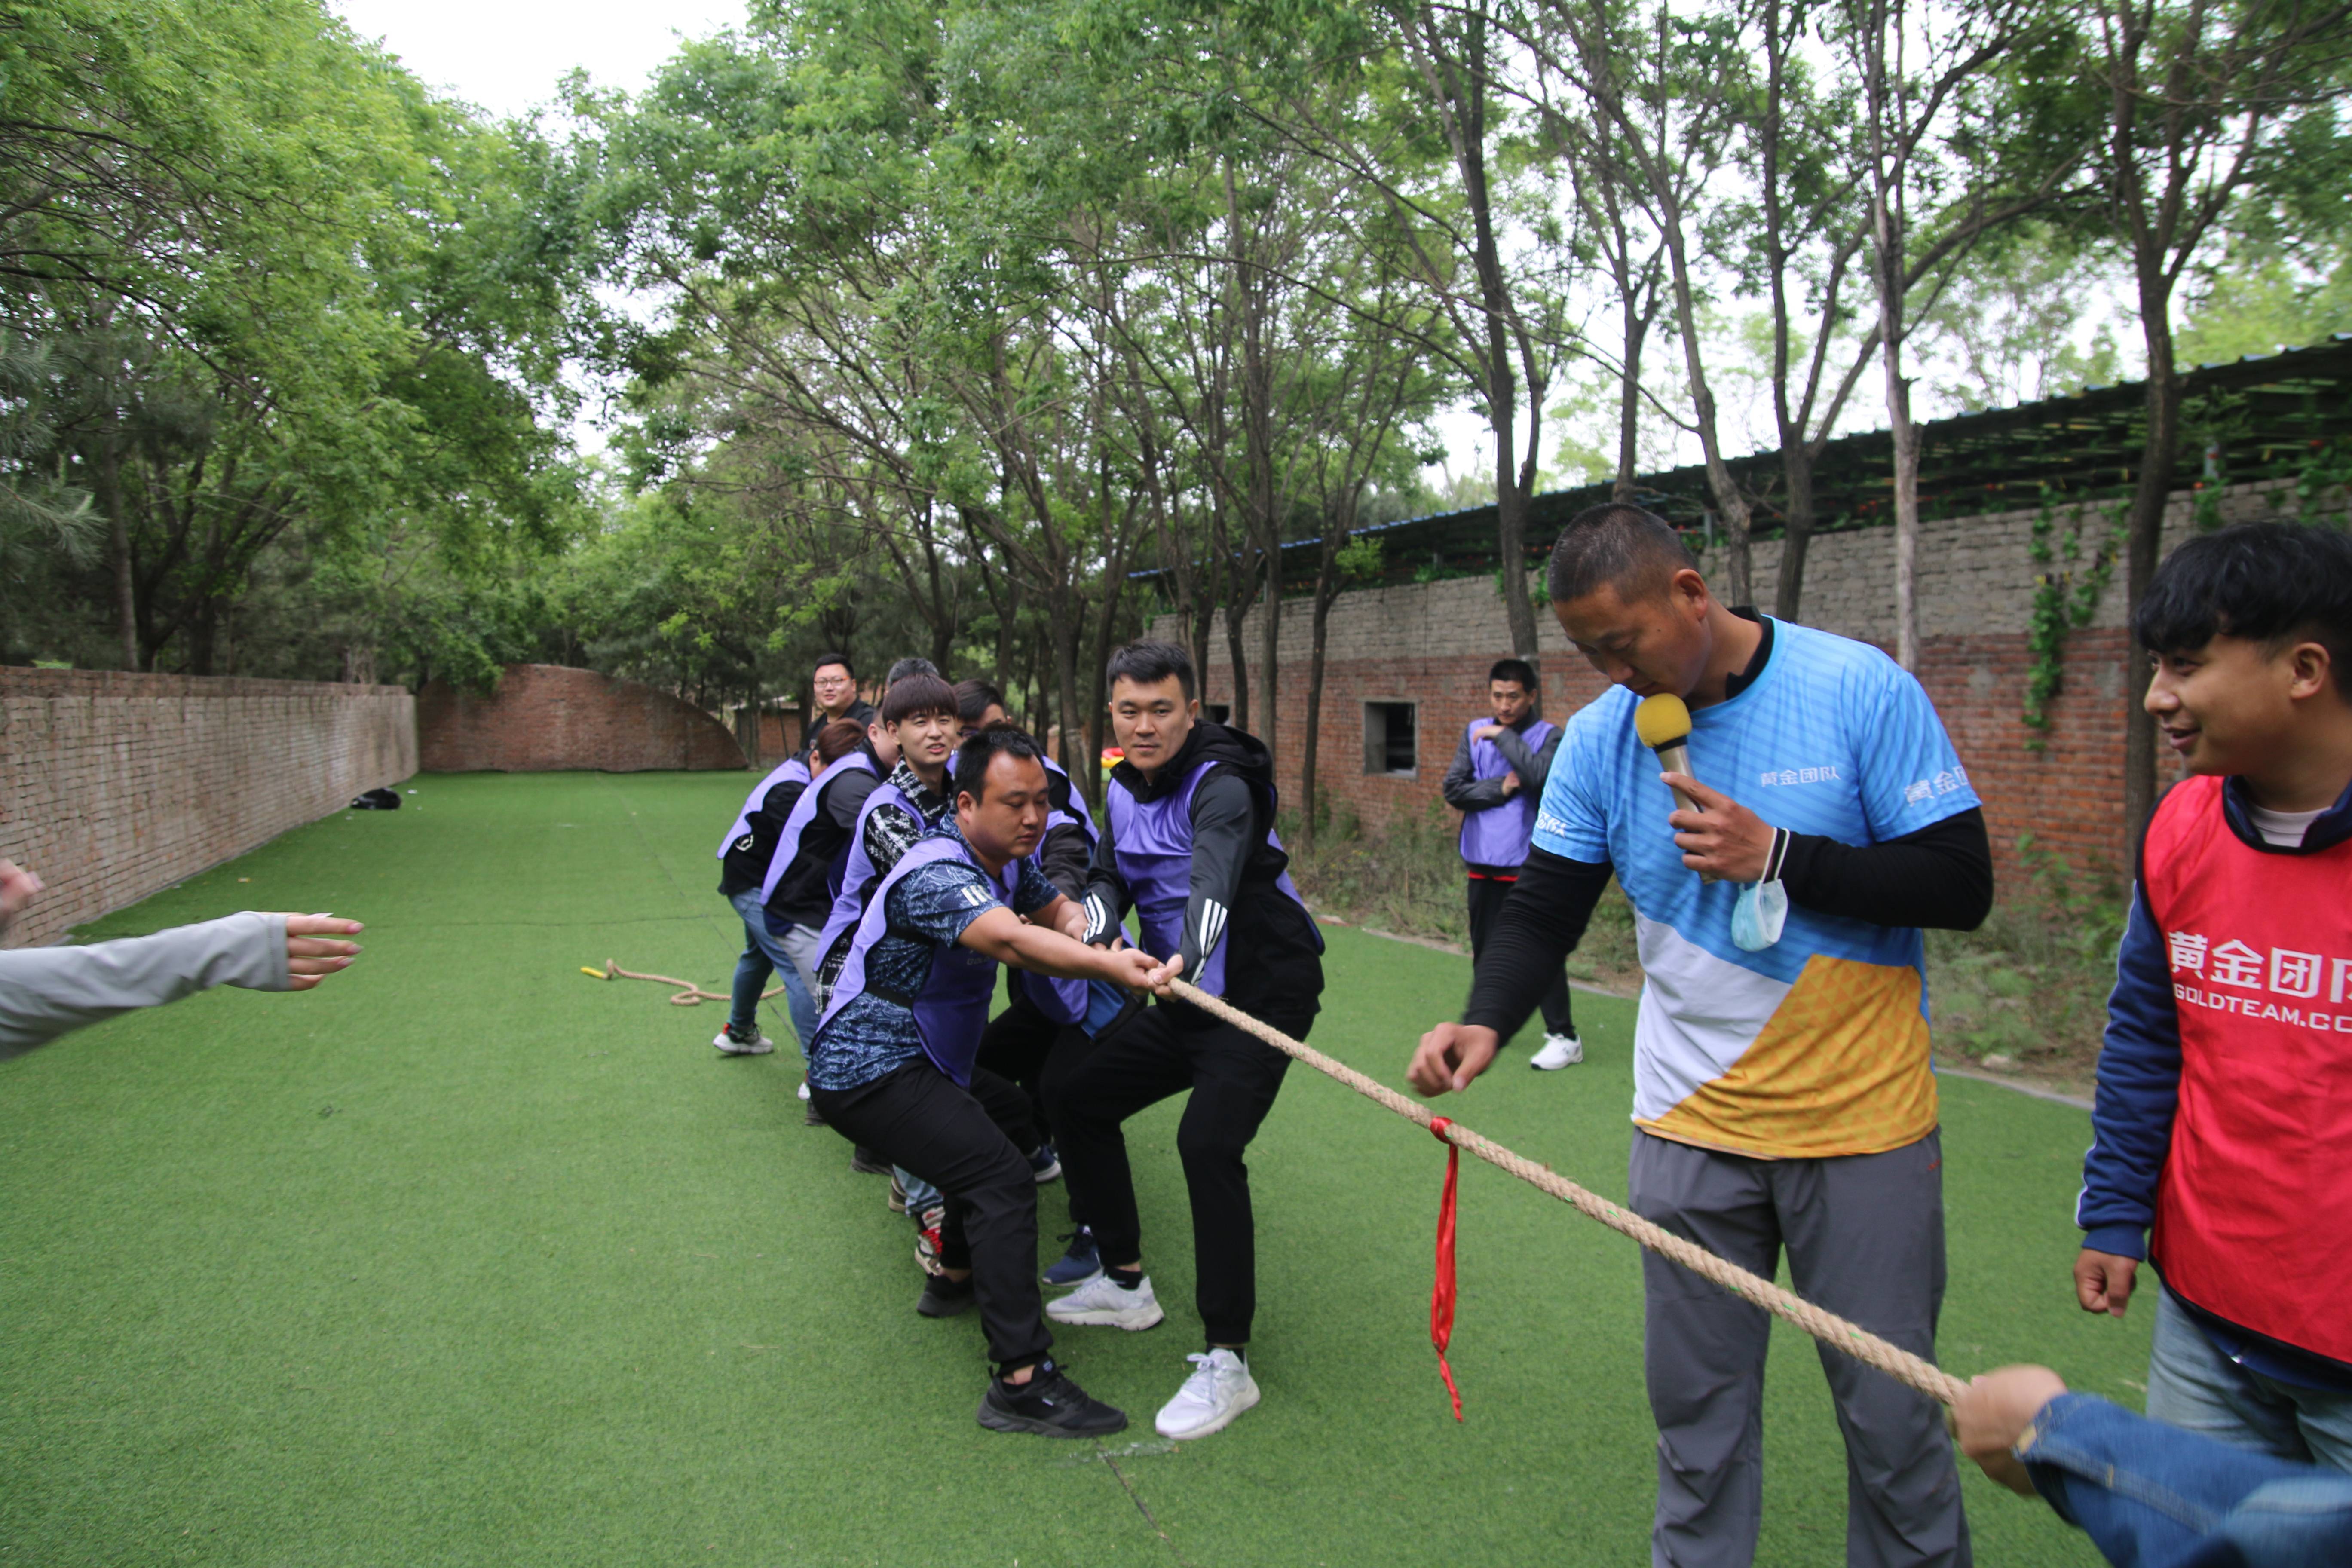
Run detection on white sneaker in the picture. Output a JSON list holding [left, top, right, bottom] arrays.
[[1154, 1350, 1259, 1440], [714, 1026, 775, 1056], [1046, 1272, 1165, 1332], [797, 1080, 812, 1101], [1531, 1032, 1584, 1070]]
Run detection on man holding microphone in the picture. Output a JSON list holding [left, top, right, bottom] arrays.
[[1409, 504, 1993, 1568]]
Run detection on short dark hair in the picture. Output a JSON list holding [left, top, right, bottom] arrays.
[[885, 656, 940, 687], [1488, 658, 1537, 692], [953, 678, 1008, 724], [812, 651, 854, 678], [813, 717, 866, 764], [1106, 640, 1195, 701], [1548, 503, 1699, 603], [2138, 521, 2352, 700], [880, 672, 959, 726], [954, 726, 1046, 801]]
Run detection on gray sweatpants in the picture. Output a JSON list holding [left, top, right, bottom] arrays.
[[1628, 1130, 1969, 1568]]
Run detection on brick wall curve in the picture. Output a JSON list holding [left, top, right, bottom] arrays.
[[417, 664, 746, 774]]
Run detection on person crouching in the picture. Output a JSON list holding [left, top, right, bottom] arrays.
[[805, 726, 1179, 1436]]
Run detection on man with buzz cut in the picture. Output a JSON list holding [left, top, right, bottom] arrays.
[[800, 652, 874, 765], [1409, 504, 1993, 1567], [1442, 655, 1583, 1070], [1043, 640, 1325, 1442]]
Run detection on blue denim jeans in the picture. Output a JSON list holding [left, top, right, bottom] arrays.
[[2024, 1392, 2352, 1567], [726, 890, 818, 1056], [2147, 1287, 2352, 1473]]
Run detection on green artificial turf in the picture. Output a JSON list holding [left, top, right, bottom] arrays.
[[0, 771, 2146, 1566]]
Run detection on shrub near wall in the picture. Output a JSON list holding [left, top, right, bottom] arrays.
[[0, 669, 418, 949], [416, 664, 745, 774]]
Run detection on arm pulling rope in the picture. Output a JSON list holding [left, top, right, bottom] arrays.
[[1165, 977, 1970, 1409]]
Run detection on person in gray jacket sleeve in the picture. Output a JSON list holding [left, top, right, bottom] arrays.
[[1438, 657, 1581, 1070], [0, 858, 363, 1056]]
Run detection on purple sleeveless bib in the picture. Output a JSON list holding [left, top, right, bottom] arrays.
[[813, 779, 922, 968], [1017, 756, 1098, 1025], [1106, 757, 1309, 996], [1456, 717, 1556, 868], [818, 835, 1012, 1086], [716, 758, 811, 861], [758, 752, 877, 908]]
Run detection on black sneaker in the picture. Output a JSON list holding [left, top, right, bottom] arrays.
[[917, 1273, 975, 1318], [976, 1361, 1127, 1438], [848, 1145, 891, 1176], [1027, 1142, 1062, 1184]]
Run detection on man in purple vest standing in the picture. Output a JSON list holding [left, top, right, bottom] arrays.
[[1441, 657, 1582, 1069], [1044, 640, 1326, 1442]]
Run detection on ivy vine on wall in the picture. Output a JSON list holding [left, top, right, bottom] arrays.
[[2021, 494, 2127, 750]]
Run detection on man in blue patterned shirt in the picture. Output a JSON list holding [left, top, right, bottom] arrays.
[[808, 728, 1175, 1438]]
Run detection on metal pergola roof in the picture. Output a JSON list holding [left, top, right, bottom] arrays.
[[1138, 333, 2352, 595]]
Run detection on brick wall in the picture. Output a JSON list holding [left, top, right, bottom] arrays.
[[417, 664, 745, 774], [1156, 481, 2337, 881], [0, 669, 416, 948]]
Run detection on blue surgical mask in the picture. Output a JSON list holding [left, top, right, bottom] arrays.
[[1731, 827, 1792, 952]]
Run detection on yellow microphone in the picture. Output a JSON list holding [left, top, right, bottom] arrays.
[[1635, 693, 1717, 882]]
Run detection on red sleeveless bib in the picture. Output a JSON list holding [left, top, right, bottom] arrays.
[[2142, 773, 2352, 1363]]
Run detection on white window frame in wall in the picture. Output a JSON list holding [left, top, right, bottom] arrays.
[[1362, 699, 1418, 777]]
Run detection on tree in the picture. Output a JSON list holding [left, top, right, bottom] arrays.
[[2075, 0, 2352, 844]]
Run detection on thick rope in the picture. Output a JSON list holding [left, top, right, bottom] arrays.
[[1167, 977, 1969, 1409], [585, 958, 786, 1009]]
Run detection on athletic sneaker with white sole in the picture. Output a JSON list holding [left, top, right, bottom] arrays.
[[1046, 1272, 1164, 1332], [713, 1024, 774, 1055], [1530, 1031, 1584, 1070], [975, 1360, 1127, 1438], [1155, 1349, 1259, 1439]]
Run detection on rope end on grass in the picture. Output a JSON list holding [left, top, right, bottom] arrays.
[[580, 966, 607, 980]]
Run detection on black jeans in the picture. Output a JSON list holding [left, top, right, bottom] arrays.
[[1043, 1003, 1296, 1345], [808, 1062, 1050, 1372], [1466, 871, 1574, 1037]]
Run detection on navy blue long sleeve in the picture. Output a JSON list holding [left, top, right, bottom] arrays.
[[2075, 885, 2183, 1260]]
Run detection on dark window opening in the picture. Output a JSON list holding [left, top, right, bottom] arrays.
[[1364, 701, 1417, 776]]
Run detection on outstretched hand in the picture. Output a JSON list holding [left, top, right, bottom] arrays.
[[0, 858, 43, 931], [1407, 1021, 1501, 1096], [1660, 773, 1776, 882], [278, 913, 364, 991]]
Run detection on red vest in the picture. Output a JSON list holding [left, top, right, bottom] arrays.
[[2143, 773, 2352, 1364]]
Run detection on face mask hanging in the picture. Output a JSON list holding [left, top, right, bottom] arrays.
[[1732, 827, 1792, 953]]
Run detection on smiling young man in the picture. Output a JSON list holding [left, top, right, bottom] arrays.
[[801, 652, 874, 764], [807, 727, 1175, 1437], [1043, 641, 1325, 1442], [1409, 504, 1992, 1568], [2074, 522, 2352, 1471], [1441, 656, 1583, 1070]]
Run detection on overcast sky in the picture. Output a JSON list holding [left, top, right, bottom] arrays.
[[331, 0, 747, 120]]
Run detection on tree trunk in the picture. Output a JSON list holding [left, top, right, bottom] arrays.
[[95, 435, 138, 671], [2122, 278, 2181, 853], [1051, 606, 1085, 784], [1256, 562, 1280, 757], [1775, 456, 1815, 622], [1614, 301, 1648, 500], [1222, 554, 1254, 730]]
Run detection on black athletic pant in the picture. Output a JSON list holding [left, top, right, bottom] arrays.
[[1466, 871, 1574, 1038], [974, 986, 1084, 1140], [808, 1062, 1050, 1372], [1044, 1002, 1297, 1346]]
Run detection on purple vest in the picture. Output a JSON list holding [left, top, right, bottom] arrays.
[[758, 752, 877, 909], [813, 779, 924, 969], [1456, 717, 1556, 868], [1019, 756, 1098, 1025], [817, 835, 1011, 1086], [716, 758, 811, 861], [1106, 757, 1310, 996]]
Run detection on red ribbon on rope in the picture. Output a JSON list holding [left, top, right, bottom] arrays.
[[1429, 1115, 1464, 1421]]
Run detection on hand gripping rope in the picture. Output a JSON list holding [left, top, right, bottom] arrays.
[[1164, 977, 1971, 1416]]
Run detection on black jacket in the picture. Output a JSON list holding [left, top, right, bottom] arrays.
[[1084, 721, 1325, 1029]]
